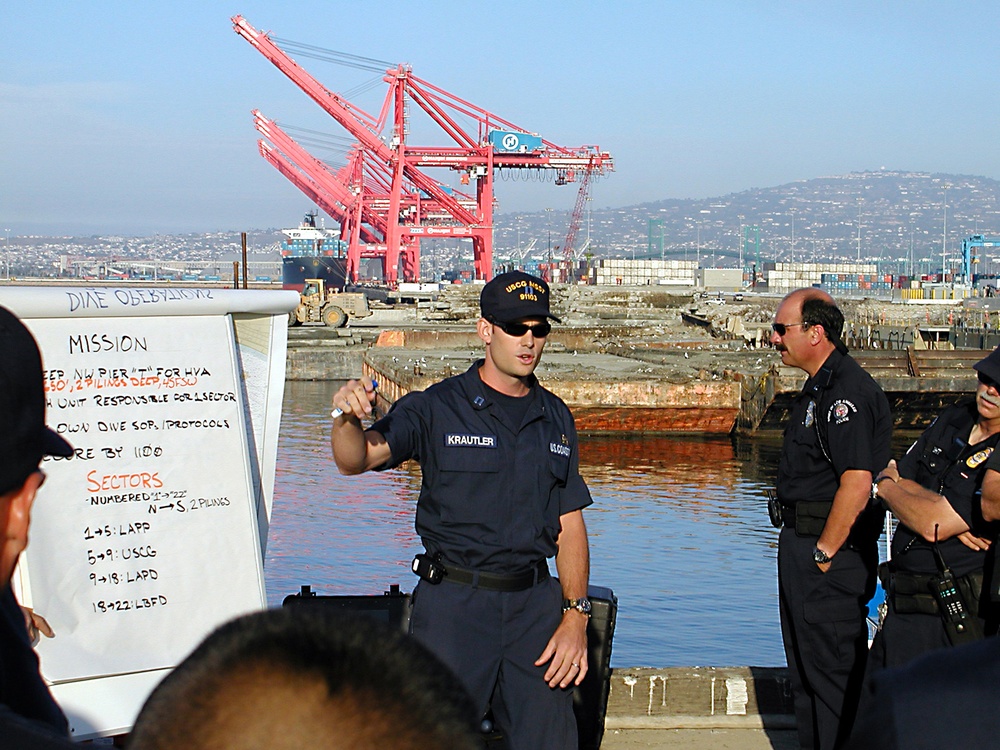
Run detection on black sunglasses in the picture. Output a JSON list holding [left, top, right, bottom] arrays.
[[978, 371, 1000, 390], [490, 319, 551, 338], [771, 321, 810, 336]]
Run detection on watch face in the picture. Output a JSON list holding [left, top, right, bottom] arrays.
[[563, 598, 592, 614]]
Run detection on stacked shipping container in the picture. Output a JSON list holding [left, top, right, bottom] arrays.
[[766, 262, 878, 293], [590, 258, 698, 286]]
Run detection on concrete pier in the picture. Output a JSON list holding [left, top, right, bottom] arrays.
[[288, 327, 984, 435], [604, 666, 793, 730], [284, 285, 986, 434], [360, 331, 747, 434]]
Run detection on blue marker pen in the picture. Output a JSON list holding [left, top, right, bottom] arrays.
[[331, 379, 378, 418]]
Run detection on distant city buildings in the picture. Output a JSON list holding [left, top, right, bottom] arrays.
[[5, 171, 1000, 282]]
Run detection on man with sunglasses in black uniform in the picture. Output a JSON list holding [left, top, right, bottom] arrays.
[[863, 346, 1000, 681], [769, 288, 892, 750], [330, 271, 592, 750]]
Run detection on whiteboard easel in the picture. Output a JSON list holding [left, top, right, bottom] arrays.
[[0, 286, 298, 739]]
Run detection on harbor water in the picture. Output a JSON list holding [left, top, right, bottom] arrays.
[[265, 381, 909, 668]]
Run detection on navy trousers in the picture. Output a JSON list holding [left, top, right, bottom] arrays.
[[409, 574, 577, 750], [778, 529, 875, 750]]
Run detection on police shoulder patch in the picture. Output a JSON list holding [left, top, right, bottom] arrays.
[[827, 399, 857, 425]]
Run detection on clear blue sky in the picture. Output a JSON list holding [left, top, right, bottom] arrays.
[[3, 1, 998, 235]]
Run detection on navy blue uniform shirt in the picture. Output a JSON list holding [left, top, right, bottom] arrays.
[[778, 349, 892, 505], [0, 586, 68, 739], [370, 361, 592, 572], [893, 399, 999, 578]]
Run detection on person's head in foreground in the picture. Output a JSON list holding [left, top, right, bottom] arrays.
[[0, 306, 73, 585], [128, 607, 481, 750]]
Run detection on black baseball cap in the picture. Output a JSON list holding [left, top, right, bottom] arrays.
[[479, 271, 560, 324], [974, 345, 1000, 386], [0, 306, 73, 495]]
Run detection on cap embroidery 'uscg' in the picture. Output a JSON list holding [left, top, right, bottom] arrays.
[[480, 271, 561, 324]]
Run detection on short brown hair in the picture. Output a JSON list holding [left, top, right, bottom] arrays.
[[129, 608, 480, 750]]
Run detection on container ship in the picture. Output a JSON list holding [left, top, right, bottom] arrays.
[[280, 212, 348, 292]]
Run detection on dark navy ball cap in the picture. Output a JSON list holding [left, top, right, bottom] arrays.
[[479, 271, 560, 324], [0, 306, 73, 495], [974, 345, 1000, 386]]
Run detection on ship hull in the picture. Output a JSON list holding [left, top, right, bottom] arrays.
[[281, 256, 348, 292]]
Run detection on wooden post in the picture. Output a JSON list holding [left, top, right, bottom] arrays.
[[241, 232, 249, 289]]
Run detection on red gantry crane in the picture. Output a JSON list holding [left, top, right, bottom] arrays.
[[233, 15, 613, 284], [563, 156, 597, 264]]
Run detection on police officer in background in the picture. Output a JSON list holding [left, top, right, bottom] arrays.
[[865, 346, 1000, 679], [770, 289, 892, 750], [330, 271, 592, 750]]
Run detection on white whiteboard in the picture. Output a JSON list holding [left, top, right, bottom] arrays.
[[0, 286, 298, 739]]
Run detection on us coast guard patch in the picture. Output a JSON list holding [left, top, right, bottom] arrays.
[[445, 433, 496, 448], [967, 447, 994, 469], [550, 434, 571, 457], [827, 399, 857, 425]]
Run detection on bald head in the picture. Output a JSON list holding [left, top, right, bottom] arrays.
[[771, 288, 847, 376], [785, 286, 834, 307], [129, 608, 480, 750]]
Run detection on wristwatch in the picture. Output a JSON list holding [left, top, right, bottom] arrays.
[[812, 546, 832, 564], [562, 597, 592, 617], [871, 474, 893, 501]]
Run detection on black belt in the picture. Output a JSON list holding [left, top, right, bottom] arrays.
[[439, 559, 549, 592]]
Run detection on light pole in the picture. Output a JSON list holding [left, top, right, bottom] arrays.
[[545, 207, 553, 266], [790, 209, 796, 263], [4, 228, 9, 280], [942, 185, 949, 282], [737, 215, 744, 272], [856, 197, 863, 262], [696, 224, 701, 268]]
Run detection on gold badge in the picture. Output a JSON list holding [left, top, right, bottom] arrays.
[[967, 447, 993, 469]]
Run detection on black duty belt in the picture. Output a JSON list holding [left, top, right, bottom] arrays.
[[440, 559, 549, 592], [778, 500, 833, 538], [777, 501, 870, 552], [883, 564, 985, 617]]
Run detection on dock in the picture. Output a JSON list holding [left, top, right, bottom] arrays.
[[290, 328, 985, 435], [285, 284, 990, 434]]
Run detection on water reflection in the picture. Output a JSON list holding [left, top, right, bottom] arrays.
[[267, 382, 789, 667]]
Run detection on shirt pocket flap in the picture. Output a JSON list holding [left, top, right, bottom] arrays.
[[438, 440, 500, 473]]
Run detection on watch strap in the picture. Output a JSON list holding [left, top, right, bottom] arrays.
[[562, 597, 592, 616]]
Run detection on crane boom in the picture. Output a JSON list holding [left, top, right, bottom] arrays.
[[233, 15, 614, 284], [563, 158, 597, 263]]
